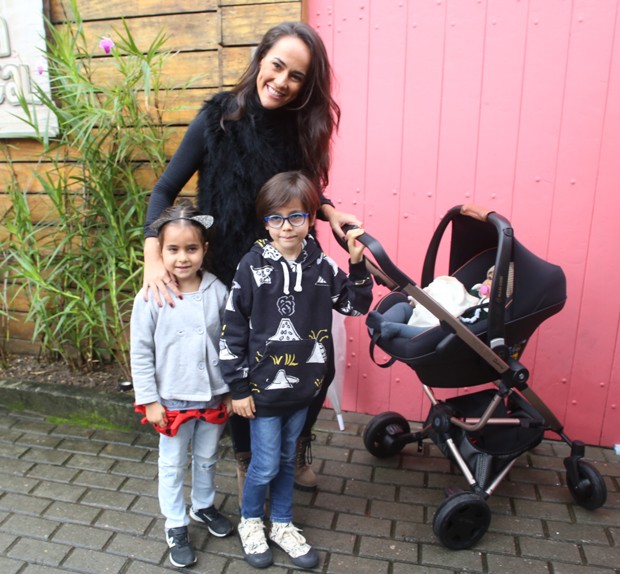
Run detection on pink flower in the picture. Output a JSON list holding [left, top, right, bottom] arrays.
[[99, 37, 115, 54]]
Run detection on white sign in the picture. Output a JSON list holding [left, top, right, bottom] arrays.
[[0, 0, 58, 138]]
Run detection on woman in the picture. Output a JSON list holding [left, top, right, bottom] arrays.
[[143, 21, 360, 498]]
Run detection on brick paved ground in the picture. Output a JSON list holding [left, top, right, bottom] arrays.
[[0, 401, 618, 574]]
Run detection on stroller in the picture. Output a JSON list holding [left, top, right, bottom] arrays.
[[341, 204, 607, 550]]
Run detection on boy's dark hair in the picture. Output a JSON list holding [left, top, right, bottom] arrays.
[[256, 171, 321, 220]]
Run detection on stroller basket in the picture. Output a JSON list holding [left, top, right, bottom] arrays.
[[427, 389, 545, 490], [340, 204, 608, 550]]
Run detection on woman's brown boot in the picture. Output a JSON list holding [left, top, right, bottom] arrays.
[[294, 435, 317, 491], [235, 451, 251, 507]]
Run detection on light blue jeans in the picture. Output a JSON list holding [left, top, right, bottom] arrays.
[[242, 407, 308, 523], [158, 416, 225, 530]]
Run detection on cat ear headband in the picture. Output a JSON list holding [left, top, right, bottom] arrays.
[[150, 215, 214, 233]]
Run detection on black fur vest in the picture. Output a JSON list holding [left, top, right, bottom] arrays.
[[197, 92, 303, 286]]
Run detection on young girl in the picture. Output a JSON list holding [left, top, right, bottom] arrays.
[[219, 171, 373, 569], [130, 202, 233, 568]]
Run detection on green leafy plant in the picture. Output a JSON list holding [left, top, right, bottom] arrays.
[[1, 0, 190, 379]]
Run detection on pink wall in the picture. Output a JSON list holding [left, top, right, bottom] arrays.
[[308, 0, 620, 447]]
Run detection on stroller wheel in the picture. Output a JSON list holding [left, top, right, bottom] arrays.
[[566, 460, 607, 510], [363, 412, 410, 458], [432, 491, 491, 550]]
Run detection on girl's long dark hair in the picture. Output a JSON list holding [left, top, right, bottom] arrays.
[[224, 22, 340, 189]]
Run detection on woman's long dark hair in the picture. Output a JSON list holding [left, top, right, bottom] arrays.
[[224, 22, 340, 189]]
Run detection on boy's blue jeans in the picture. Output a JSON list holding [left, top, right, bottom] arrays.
[[158, 417, 225, 530], [242, 407, 308, 523]]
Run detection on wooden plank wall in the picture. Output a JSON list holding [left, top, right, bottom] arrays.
[[0, 0, 302, 354], [310, 0, 620, 447]]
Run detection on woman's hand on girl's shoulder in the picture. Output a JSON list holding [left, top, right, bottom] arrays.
[[143, 237, 182, 307]]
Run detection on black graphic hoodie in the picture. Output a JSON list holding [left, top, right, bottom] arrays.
[[219, 235, 373, 416]]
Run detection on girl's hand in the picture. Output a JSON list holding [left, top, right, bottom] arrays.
[[145, 401, 168, 428], [346, 227, 367, 264], [143, 237, 181, 307], [232, 396, 256, 419], [222, 393, 234, 416], [321, 204, 362, 239]]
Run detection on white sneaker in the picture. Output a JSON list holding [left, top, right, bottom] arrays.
[[237, 517, 273, 569], [269, 522, 319, 569]]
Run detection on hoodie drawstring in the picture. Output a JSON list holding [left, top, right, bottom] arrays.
[[281, 261, 303, 295]]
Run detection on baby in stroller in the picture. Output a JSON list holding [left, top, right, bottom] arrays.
[[367, 264, 514, 340]]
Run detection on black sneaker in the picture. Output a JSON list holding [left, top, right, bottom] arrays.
[[166, 526, 197, 568], [190, 505, 234, 537]]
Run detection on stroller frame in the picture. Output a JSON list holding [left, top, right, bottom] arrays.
[[341, 204, 607, 550]]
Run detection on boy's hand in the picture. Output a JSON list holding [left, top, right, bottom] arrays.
[[145, 401, 167, 428], [232, 396, 256, 419], [346, 227, 366, 264]]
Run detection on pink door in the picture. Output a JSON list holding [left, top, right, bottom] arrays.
[[309, 0, 620, 447]]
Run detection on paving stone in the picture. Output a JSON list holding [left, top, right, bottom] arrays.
[[81, 488, 136, 510], [326, 553, 390, 574], [0, 472, 39, 494], [120, 477, 158, 497], [130, 494, 160, 516], [370, 499, 425, 522], [344, 478, 396, 501], [546, 519, 609, 544], [0, 532, 17, 552], [485, 553, 550, 574], [302, 525, 355, 553], [489, 515, 544, 537], [315, 491, 368, 514], [72, 469, 126, 490], [65, 453, 116, 472], [0, 492, 51, 515], [581, 543, 620, 569], [95, 509, 154, 535], [519, 537, 582, 564], [11, 420, 57, 435], [123, 561, 179, 574], [0, 514, 60, 540], [90, 429, 138, 445], [62, 546, 128, 574], [323, 460, 373, 481], [26, 463, 79, 483], [111, 460, 158, 480], [52, 522, 113, 549], [358, 534, 418, 562], [106, 532, 166, 563], [376, 467, 427, 490], [0, 443, 29, 459], [19, 448, 71, 466], [0, 555, 24, 574], [551, 562, 618, 573], [7, 537, 70, 566], [43, 500, 102, 525], [15, 434, 62, 449], [513, 499, 571, 521], [99, 443, 148, 461], [57, 437, 105, 455], [336, 513, 392, 537], [421, 543, 483, 571], [32, 480, 87, 503]]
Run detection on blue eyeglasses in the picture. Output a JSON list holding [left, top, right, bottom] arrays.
[[263, 212, 309, 229]]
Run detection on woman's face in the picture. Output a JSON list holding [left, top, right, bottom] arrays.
[[256, 36, 311, 110]]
